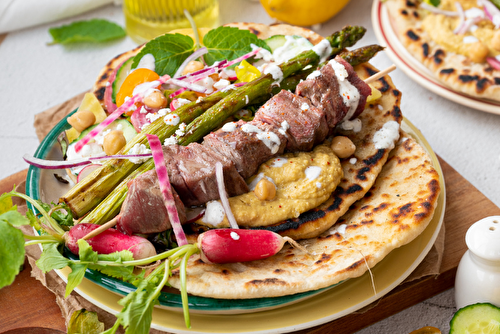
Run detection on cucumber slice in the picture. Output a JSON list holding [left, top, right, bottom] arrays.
[[264, 35, 314, 53], [264, 35, 287, 53], [450, 303, 500, 334], [112, 58, 134, 104], [71, 118, 137, 144]]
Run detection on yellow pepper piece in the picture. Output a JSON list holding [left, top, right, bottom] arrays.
[[235, 60, 261, 83], [365, 84, 382, 106]]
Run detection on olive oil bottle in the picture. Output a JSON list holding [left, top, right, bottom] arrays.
[[123, 0, 219, 44]]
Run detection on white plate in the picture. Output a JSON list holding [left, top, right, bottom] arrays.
[[372, 0, 500, 115]]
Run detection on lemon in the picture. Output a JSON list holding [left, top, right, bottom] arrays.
[[260, 0, 351, 27]]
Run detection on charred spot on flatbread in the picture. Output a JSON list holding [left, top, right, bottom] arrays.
[[386, 0, 500, 101]]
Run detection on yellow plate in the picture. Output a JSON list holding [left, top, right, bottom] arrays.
[[42, 117, 445, 333]]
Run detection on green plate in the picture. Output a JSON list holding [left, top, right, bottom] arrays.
[[25, 109, 336, 314]]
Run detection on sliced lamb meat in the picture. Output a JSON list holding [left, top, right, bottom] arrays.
[[253, 90, 329, 152], [203, 119, 287, 179], [116, 169, 187, 235], [336, 56, 371, 119], [166, 142, 249, 206], [296, 61, 348, 129]]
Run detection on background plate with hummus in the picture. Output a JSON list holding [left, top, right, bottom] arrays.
[[26, 110, 445, 333], [372, 0, 500, 115]]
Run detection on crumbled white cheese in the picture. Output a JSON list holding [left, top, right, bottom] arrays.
[[202, 201, 226, 227], [301, 103, 309, 110], [164, 113, 180, 126], [198, 76, 214, 94], [278, 120, 290, 136], [213, 79, 231, 90], [175, 122, 187, 137], [270, 157, 288, 167], [128, 143, 152, 164], [373, 121, 400, 150], [316, 182, 322, 189], [164, 136, 177, 146], [465, 7, 485, 19], [349, 157, 357, 164]]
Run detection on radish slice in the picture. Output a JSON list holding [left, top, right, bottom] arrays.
[[104, 58, 129, 113], [77, 164, 102, 183], [487, 57, 500, 70], [215, 162, 239, 229], [173, 47, 208, 78], [74, 74, 171, 153], [146, 134, 188, 246], [479, 0, 500, 27]]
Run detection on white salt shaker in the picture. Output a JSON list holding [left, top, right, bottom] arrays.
[[455, 216, 500, 309]]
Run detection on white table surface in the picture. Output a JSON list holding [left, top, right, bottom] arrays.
[[1, 0, 498, 332]]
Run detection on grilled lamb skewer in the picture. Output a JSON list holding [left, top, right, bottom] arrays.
[[113, 56, 371, 235]]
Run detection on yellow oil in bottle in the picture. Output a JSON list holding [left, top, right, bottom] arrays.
[[123, 0, 220, 44]]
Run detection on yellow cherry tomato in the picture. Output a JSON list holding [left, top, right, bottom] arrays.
[[116, 68, 160, 108], [235, 60, 261, 83]]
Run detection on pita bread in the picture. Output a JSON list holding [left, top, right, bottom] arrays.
[[168, 131, 440, 299], [385, 0, 500, 101]]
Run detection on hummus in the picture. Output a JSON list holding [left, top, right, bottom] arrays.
[[421, 0, 500, 58], [198, 144, 343, 228]]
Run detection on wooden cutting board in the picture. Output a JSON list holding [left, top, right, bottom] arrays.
[[0, 157, 498, 334]]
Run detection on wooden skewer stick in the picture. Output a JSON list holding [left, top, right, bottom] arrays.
[[364, 64, 397, 84], [79, 64, 398, 242], [81, 216, 119, 240]]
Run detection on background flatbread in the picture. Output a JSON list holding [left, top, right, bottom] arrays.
[[168, 131, 440, 299], [386, 0, 500, 101]]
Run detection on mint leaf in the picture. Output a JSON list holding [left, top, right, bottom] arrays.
[[49, 19, 126, 45], [132, 34, 195, 76], [36, 243, 69, 273], [0, 210, 31, 227], [0, 221, 25, 289], [203, 26, 271, 65]]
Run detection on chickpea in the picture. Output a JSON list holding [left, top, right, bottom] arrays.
[[67, 110, 96, 132], [491, 30, 500, 52], [181, 60, 204, 75], [331, 136, 356, 158], [468, 41, 489, 63], [143, 91, 167, 109], [103, 130, 126, 155], [254, 178, 276, 201]]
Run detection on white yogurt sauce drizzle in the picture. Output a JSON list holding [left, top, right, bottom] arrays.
[[328, 59, 361, 121], [263, 64, 284, 85], [270, 157, 288, 167], [241, 123, 281, 154], [135, 53, 156, 72], [312, 39, 333, 63], [305, 166, 322, 181]]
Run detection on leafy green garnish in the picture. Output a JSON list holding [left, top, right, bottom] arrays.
[[132, 26, 271, 76], [202, 26, 270, 65], [423, 0, 441, 7], [36, 201, 74, 228], [68, 309, 105, 334], [49, 19, 126, 45], [490, 0, 500, 9], [0, 221, 26, 289]]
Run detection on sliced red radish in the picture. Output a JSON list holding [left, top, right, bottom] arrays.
[[77, 164, 102, 183], [146, 134, 188, 246], [487, 57, 500, 70]]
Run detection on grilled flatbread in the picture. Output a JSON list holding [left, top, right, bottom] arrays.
[[385, 0, 500, 101], [168, 130, 440, 299]]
